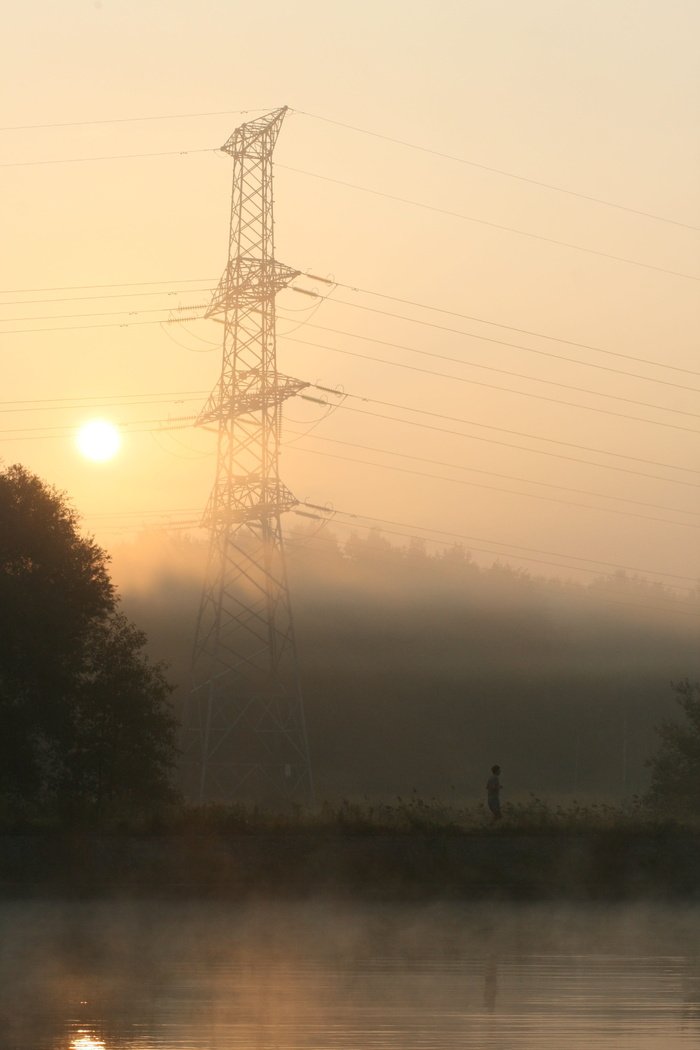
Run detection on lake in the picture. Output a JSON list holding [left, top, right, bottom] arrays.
[[2, 901, 699, 1048]]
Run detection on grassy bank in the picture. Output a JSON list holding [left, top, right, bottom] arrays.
[[0, 793, 684, 837], [1, 797, 698, 902]]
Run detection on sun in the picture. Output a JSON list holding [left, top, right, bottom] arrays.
[[76, 419, 121, 461]]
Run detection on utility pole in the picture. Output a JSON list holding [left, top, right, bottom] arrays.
[[182, 107, 313, 805]]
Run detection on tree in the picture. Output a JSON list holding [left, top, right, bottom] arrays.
[[0, 464, 178, 810], [646, 680, 700, 812]]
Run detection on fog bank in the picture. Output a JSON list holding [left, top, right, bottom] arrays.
[[111, 529, 698, 802]]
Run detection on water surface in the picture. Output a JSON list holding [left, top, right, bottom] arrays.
[[2, 901, 699, 1048]]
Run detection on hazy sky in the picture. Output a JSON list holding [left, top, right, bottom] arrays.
[[2, 0, 698, 598]]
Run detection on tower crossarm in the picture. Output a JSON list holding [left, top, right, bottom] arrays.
[[202, 478, 298, 527], [206, 258, 300, 318], [220, 106, 288, 159], [196, 373, 309, 426]]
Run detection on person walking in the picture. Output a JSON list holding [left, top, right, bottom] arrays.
[[486, 765, 502, 824]]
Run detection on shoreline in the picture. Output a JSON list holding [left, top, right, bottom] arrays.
[[1, 829, 698, 901]]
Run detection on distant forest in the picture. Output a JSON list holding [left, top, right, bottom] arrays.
[[112, 527, 699, 804]]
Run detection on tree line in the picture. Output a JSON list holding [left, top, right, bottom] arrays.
[[0, 465, 177, 815], [0, 464, 698, 819]]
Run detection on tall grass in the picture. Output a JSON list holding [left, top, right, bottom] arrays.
[[0, 791, 687, 835]]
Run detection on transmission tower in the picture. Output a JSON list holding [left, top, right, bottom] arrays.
[[182, 107, 313, 805]]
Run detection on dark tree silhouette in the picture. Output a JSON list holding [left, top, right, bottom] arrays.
[[646, 680, 700, 812], [0, 464, 178, 809]]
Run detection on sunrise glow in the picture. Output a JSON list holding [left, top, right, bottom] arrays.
[[71, 1035, 106, 1050], [76, 420, 121, 462]]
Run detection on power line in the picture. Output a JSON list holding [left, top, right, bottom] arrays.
[[294, 512, 700, 614], [4, 143, 697, 280], [286, 530, 700, 620], [296, 531, 698, 610], [10, 270, 696, 389], [279, 164, 700, 282], [2, 279, 696, 459], [3, 363, 694, 487], [320, 511, 697, 587], [4, 104, 694, 233], [103, 515, 700, 615], [286, 428, 700, 518], [85, 506, 202, 519], [335, 398, 700, 480], [0, 288, 213, 307], [334, 382, 700, 439], [0, 304, 207, 323], [6, 295, 696, 423], [81, 500, 700, 588], [281, 328, 700, 425], [347, 391, 700, 466], [323, 510, 700, 597], [15, 323, 699, 437], [325, 282, 700, 383], [78, 495, 700, 588], [294, 111, 700, 233], [0, 414, 198, 440], [7, 293, 697, 427], [0, 395, 206, 415], [298, 404, 697, 490], [0, 148, 214, 168], [1, 302, 697, 481], [2, 384, 696, 521], [158, 320, 218, 354], [0, 316, 207, 335], [0, 388, 206, 407], [0, 376, 696, 492], [4, 272, 696, 385], [8, 278, 689, 389], [0, 108, 268, 132], [291, 443, 700, 532], [0, 278, 214, 294], [78, 502, 700, 616]]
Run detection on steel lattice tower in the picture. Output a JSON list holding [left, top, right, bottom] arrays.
[[183, 107, 313, 805]]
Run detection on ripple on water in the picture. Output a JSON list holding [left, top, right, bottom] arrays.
[[1, 901, 699, 1048]]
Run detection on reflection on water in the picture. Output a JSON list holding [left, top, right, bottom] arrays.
[[1, 900, 700, 1048], [483, 956, 498, 1012]]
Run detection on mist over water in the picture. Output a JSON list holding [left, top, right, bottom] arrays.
[[4, 3, 698, 1041], [111, 530, 698, 803], [3, 900, 700, 1048]]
